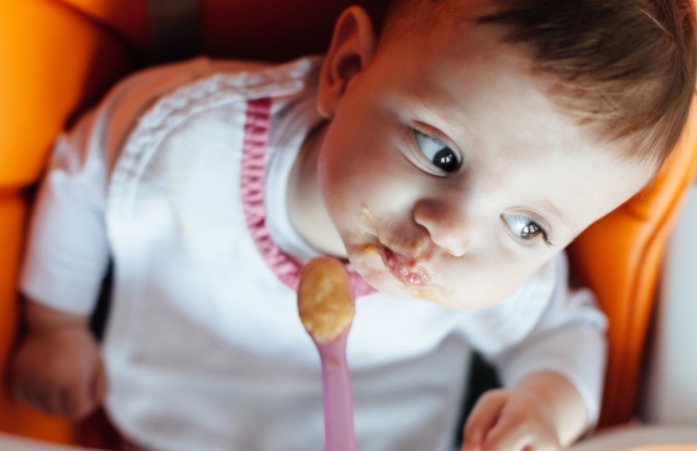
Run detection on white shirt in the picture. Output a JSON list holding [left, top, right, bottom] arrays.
[[21, 57, 607, 451]]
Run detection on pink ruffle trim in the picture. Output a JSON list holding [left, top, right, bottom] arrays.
[[240, 98, 375, 297]]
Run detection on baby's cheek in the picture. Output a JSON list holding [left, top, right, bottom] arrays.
[[435, 262, 521, 310]]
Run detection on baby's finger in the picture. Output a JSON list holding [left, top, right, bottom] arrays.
[[483, 410, 561, 451], [12, 384, 41, 411], [67, 360, 106, 420], [93, 359, 108, 402], [480, 411, 529, 451], [10, 380, 30, 405], [462, 390, 509, 447], [66, 381, 94, 420], [42, 387, 66, 416]]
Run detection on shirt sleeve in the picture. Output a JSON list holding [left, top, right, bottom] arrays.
[[20, 108, 111, 315], [20, 57, 234, 315], [457, 252, 607, 429]]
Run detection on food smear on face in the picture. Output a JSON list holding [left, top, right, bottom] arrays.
[[298, 258, 355, 345], [359, 204, 377, 228], [384, 248, 432, 288], [360, 243, 381, 257], [360, 244, 440, 302]]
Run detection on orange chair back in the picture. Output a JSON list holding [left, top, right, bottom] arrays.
[[568, 102, 697, 427]]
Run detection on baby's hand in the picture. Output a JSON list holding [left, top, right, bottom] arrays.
[[10, 325, 106, 420], [462, 388, 562, 451]]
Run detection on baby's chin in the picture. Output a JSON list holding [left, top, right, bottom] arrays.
[[368, 273, 438, 301], [373, 280, 503, 310], [349, 253, 508, 310]]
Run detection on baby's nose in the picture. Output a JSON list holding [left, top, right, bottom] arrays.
[[412, 199, 471, 257]]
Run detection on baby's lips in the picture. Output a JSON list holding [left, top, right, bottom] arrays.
[[384, 247, 432, 288], [359, 242, 432, 285]]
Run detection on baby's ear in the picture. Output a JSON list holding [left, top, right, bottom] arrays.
[[317, 6, 376, 118]]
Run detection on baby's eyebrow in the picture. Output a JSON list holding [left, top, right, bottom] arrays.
[[541, 199, 574, 233]]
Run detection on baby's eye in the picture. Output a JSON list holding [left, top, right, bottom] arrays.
[[502, 213, 551, 245], [413, 129, 461, 173]]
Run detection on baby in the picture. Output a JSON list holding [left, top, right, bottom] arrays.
[[10, 0, 695, 450]]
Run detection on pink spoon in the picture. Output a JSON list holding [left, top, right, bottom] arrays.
[[298, 257, 357, 451]]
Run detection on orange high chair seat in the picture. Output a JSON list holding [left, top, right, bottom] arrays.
[[1, 0, 696, 448]]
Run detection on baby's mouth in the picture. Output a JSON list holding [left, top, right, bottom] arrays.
[[382, 247, 432, 288]]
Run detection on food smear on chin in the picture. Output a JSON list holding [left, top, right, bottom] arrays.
[[360, 243, 381, 257]]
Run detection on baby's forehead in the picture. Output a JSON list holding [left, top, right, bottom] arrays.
[[371, 25, 657, 180], [381, 0, 478, 39], [381, 0, 696, 167], [380, 0, 528, 72]]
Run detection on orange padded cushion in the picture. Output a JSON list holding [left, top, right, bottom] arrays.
[[568, 99, 697, 427], [61, 0, 150, 54], [0, 0, 135, 188]]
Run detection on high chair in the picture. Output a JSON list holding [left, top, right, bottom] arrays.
[[1, 1, 696, 448]]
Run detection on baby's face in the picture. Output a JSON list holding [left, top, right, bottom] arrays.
[[317, 13, 655, 309]]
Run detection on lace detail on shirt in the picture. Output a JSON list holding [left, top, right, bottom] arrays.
[[107, 58, 374, 297], [108, 61, 307, 233]]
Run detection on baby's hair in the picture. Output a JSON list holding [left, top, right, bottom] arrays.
[[383, 0, 697, 165]]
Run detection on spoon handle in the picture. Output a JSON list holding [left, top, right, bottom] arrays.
[[319, 338, 357, 451]]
